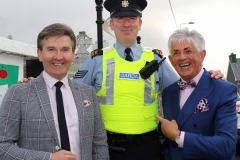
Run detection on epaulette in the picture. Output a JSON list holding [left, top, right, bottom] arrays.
[[91, 49, 103, 58], [152, 49, 163, 58]]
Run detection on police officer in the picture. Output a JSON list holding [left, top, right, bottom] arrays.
[[73, 0, 224, 159], [74, 0, 177, 159]]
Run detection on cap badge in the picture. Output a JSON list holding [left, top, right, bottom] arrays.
[[121, 0, 129, 8]]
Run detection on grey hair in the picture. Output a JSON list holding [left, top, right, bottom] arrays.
[[37, 23, 76, 51], [168, 28, 205, 55]]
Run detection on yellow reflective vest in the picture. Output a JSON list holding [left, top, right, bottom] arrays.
[[97, 46, 159, 134]]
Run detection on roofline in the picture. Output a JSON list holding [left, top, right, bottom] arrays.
[[0, 36, 37, 58]]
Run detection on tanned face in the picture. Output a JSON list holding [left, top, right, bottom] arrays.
[[169, 40, 206, 82]]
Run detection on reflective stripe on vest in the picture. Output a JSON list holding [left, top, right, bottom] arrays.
[[98, 58, 115, 104]]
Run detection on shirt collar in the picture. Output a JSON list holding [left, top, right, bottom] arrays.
[[42, 71, 69, 89]]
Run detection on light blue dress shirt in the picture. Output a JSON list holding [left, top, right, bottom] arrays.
[[73, 42, 179, 93]]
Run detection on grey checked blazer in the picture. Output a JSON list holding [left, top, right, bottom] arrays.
[[0, 73, 109, 160]]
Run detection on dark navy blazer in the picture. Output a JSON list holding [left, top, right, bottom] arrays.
[[162, 69, 237, 160]]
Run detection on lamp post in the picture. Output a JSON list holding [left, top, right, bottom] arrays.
[[95, 0, 104, 49], [180, 21, 194, 29]]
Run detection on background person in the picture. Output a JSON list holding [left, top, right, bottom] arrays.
[[155, 28, 237, 160]]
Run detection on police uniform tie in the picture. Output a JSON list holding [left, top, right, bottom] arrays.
[[125, 48, 133, 62], [177, 79, 196, 90], [55, 81, 71, 151]]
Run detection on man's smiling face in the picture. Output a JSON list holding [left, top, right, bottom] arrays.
[[168, 39, 206, 82], [37, 35, 74, 80]]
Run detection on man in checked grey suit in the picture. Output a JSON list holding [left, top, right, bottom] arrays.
[[0, 23, 109, 160]]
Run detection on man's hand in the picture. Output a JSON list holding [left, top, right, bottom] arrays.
[[50, 150, 76, 160], [18, 77, 34, 84], [209, 70, 226, 81], [155, 115, 180, 141]]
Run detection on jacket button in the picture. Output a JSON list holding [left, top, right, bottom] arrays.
[[55, 146, 60, 150]]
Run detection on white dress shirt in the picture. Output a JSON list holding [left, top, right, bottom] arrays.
[[178, 68, 204, 148], [43, 71, 80, 159]]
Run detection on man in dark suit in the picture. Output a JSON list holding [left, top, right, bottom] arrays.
[[0, 23, 109, 160], [155, 28, 237, 160]]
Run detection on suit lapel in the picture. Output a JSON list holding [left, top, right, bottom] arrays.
[[68, 79, 88, 159], [177, 70, 214, 129], [31, 73, 59, 141], [69, 79, 82, 108], [170, 83, 181, 120], [68, 79, 84, 135]]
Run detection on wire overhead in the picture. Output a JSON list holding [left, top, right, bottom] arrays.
[[168, 0, 178, 29]]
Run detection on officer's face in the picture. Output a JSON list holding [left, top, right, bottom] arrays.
[[168, 40, 206, 82], [110, 16, 142, 46], [37, 35, 74, 80]]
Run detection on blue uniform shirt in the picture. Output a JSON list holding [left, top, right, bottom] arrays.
[[73, 42, 179, 93]]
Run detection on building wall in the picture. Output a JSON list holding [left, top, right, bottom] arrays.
[[227, 66, 237, 86], [237, 81, 240, 97]]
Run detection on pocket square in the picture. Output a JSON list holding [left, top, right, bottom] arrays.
[[194, 98, 209, 113], [83, 100, 91, 107]]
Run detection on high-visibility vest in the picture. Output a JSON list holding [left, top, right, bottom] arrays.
[[97, 46, 158, 134]]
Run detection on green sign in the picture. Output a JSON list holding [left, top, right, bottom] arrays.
[[0, 64, 19, 88]]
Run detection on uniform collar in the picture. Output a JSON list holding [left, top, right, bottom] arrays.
[[114, 41, 140, 59]]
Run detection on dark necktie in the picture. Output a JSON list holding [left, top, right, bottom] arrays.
[[55, 81, 71, 151], [125, 48, 133, 62], [177, 79, 196, 90]]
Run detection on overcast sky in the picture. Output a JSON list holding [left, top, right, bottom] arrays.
[[1, 0, 240, 76]]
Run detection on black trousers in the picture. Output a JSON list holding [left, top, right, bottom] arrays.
[[107, 130, 163, 160]]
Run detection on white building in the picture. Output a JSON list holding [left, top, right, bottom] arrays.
[[0, 36, 37, 104]]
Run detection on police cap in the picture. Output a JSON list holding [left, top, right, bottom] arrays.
[[104, 0, 147, 18]]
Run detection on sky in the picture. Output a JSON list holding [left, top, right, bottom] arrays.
[[1, 0, 240, 76]]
